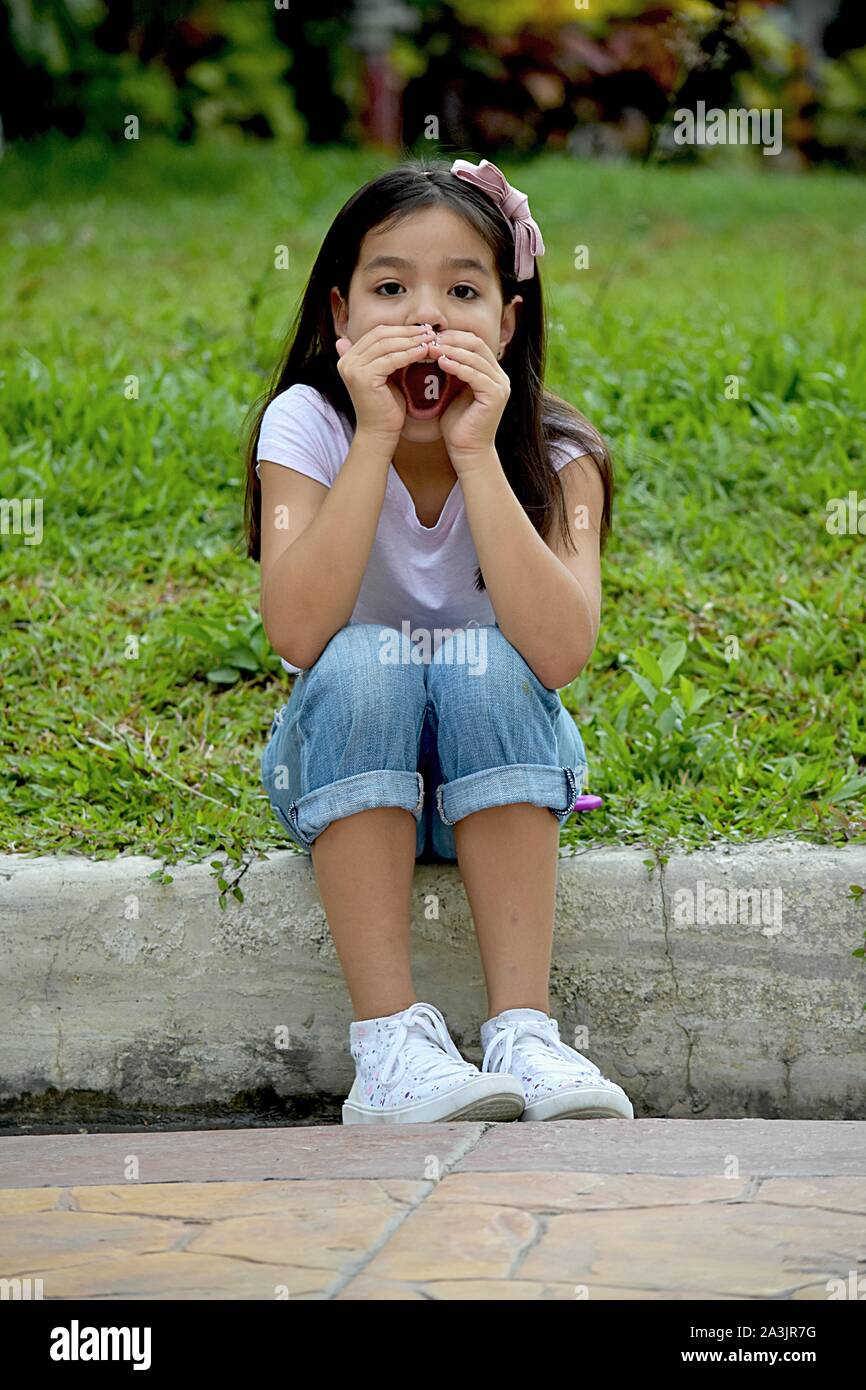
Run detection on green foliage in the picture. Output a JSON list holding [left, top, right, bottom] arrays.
[[817, 48, 866, 163], [5, 0, 301, 142], [3, 0, 865, 166], [611, 640, 719, 776], [5, 0, 104, 73], [183, 3, 300, 140], [167, 611, 280, 686]]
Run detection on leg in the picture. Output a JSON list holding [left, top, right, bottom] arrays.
[[265, 623, 428, 1021], [311, 807, 418, 1021], [426, 625, 586, 1019], [453, 804, 558, 1017]]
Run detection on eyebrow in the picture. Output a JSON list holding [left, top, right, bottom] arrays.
[[362, 254, 492, 279]]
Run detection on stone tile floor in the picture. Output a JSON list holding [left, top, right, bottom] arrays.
[[1, 1120, 864, 1300]]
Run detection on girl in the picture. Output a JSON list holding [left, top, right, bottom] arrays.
[[244, 156, 634, 1126]]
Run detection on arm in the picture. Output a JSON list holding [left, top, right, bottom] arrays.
[[459, 449, 603, 690], [259, 325, 435, 670], [259, 429, 393, 671], [429, 328, 602, 689]]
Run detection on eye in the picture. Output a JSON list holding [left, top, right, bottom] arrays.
[[450, 284, 479, 299], [374, 281, 405, 296]]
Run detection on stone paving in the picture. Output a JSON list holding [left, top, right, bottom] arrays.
[[1, 1120, 864, 1300]]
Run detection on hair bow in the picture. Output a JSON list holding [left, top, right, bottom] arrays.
[[449, 158, 545, 281]]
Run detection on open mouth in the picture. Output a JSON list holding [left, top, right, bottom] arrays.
[[391, 359, 464, 421]]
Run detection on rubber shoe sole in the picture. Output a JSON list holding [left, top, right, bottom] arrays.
[[342, 1072, 525, 1125], [520, 1086, 635, 1122]]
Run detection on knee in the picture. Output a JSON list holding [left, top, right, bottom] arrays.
[[303, 623, 426, 724], [427, 623, 524, 689], [428, 624, 559, 714]]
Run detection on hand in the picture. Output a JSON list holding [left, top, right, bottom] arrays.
[[428, 330, 511, 471], [335, 324, 436, 448]]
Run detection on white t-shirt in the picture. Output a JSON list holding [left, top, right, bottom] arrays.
[[256, 383, 586, 675]]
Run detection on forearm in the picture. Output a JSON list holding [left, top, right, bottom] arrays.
[[459, 449, 595, 689], [262, 430, 392, 669]]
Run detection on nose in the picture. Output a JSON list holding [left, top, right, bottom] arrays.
[[410, 312, 446, 333]]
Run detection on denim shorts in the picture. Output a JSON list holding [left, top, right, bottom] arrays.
[[261, 621, 588, 862]]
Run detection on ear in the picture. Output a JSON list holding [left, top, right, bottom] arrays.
[[331, 286, 349, 340], [498, 294, 522, 358]]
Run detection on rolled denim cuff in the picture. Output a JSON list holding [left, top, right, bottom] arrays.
[[435, 761, 585, 829], [288, 769, 425, 848]]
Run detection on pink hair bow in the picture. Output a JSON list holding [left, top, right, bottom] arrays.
[[449, 158, 545, 281]]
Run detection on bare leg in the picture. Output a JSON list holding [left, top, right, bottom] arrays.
[[453, 803, 559, 1018], [310, 807, 418, 1021]]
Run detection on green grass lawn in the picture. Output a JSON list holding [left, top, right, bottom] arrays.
[[1, 133, 865, 877]]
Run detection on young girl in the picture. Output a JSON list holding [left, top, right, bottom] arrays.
[[244, 156, 634, 1127]]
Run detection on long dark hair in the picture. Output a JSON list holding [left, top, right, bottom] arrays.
[[242, 157, 614, 590]]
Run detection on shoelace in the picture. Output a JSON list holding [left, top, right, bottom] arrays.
[[482, 1018, 605, 1080], [378, 1002, 474, 1090]]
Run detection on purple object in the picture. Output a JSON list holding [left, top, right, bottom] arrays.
[[571, 794, 603, 812]]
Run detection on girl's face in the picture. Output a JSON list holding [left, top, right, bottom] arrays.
[[331, 206, 521, 443]]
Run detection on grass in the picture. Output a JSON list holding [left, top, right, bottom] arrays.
[[1, 132, 865, 872]]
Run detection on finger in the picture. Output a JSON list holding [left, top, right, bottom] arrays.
[[437, 352, 507, 399], [430, 342, 501, 385], [355, 332, 435, 367], [365, 342, 436, 379], [342, 323, 432, 360], [434, 330, 500, 368]]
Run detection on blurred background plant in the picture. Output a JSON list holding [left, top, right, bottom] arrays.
[[2, 0, 866, 167]]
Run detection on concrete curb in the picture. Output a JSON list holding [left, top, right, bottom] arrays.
[[1, 843, 865, 1121]]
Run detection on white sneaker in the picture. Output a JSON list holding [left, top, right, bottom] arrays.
[[342, 1001, 524, 1125], [480, 1008, 635, 1121]]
